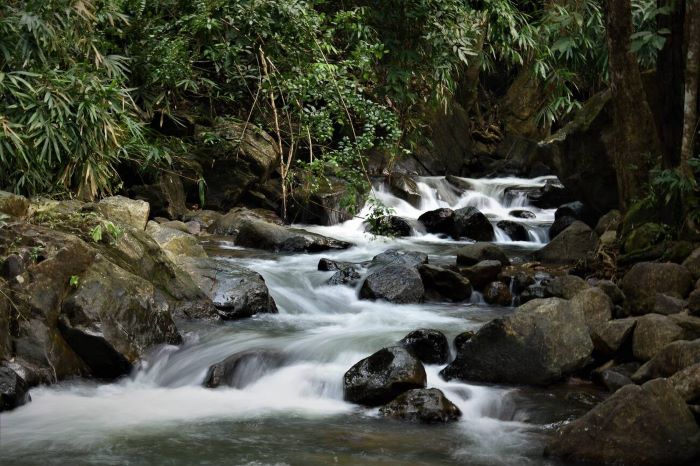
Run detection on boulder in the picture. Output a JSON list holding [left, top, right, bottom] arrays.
[[591, 318, 637, 356], [359, 265, 424, 304], [440, 298, 593, 385], [453, 331, 475, 353], [670, 363, 700, 402], [452, 206, 494, 241], [203, 349, 285, 388], [653, 293, 687, 315], [399, 329, 449, 365], [146, 222, 206, 259], [534, 221, 599, 264], [683, 247, 700, 280], [689, 289, 700, 316], [0, 366, 31, 412], [483, 281, 512, 306], [328, 266, 362, 287], [343, 346, 427, 406], [96, 196, 150, 230], [379, 388, 461, 423], [496, 220, 529, 241], [458, 260, 502, 289], [528, 180, 576, 209], [546, 379, 700, 466], [633, 339, 700, 383], [208, 208, 283, 236], [595, 209, 622, 236], [593, 362, 638, 392], [544, 274, 588, 300], [388, 175, 422, 208], [0, 191, 29, 218], [509, 209, 536, 219], [548, 216, 575, 240], [235, 219, 351, 252], [129, 173, 187, 220], [456, 243, 509, 267], [632, 314, 685, 361], [287, 178, 361, 226], [178, 257, 277, 320], [624, 222, 668, 254], [588, 279, 625, 304], [621, 262, 694, 315], [418, 264, 472, 302], [183, 210, 223, 230], [569, 287, 612, 334], [367, 216, 414, 237], [418, 208, 455, 236], [371, 250, 428, 268]]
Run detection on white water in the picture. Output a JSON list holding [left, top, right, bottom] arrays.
[[0, 176, 574, 466]]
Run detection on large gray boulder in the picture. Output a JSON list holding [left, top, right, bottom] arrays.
[[633, 339, 700, 383], [343, 346, 427, 407], [379, 388, 461, 423], [546, 379, 700, 466], [544, 274, 588, 299], [440, 298, 593, 385], [452, 206, 494, 241], [591, 317, 637, 356], [235, 219, 351, 252], [96, 196, 150, 230], [621, 262, 694, 315], [458, 260, 502, 289], [371, 250, 428, 268], [129, 173, 187, 220], [418, 264, 472, 302], [399, 329, 449, 365], [682, 247, 700, 280], [359, 265, 424, 304], [456, 243, 509, 266], [670, 363, 700, 402], [534, 221, 598, 264], [569, 287, 612, 334], [0, 366, 31, 412], [632, 314, 685, 361]]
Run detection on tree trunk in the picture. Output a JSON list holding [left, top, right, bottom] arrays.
[[604, 0, 664, 209], [680, 0, 700, 176]]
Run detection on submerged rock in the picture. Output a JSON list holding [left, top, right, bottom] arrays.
[[379, 388, 461, 423], [388, 174, 422, 208], [399, 329, 449, 365], [203, 349, 285, 389], [343, 346, 427, 407], [496, 220, 528, 241], [0, 366, 31, 412], [418, 264, 472, 302], [359, 265, 424, 304], [418, 208, 455, 236]]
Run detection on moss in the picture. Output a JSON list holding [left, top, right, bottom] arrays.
[[624, 223, 669, 254]]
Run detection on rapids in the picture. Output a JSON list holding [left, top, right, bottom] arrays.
[[0, 176, 591, 466]]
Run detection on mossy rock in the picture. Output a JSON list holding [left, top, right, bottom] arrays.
[[624, 223, 668, 255], [621, 201, 660, 239]]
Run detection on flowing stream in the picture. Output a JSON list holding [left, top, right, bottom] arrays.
[[0, 176, 596, 466]]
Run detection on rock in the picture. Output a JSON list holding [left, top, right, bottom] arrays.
[[632, 314, 685, 361], [367, 216, 414, 237], [556, 201, 595, 225], [343, 346, 427, 407], [0, 191, 29, 218], [389, 174, 422, 208], [96, 196, 150, 230], [379, 388, 461, 423], [399, 329, 449, 365], [591, 317, 637, 356], [418, 264, 472, 302], [496, 220, 528, 241], [689, 289, 700, 316], [287, 178, 361, 226], [178, 257, 277, 320], [456, 243, 510, 267], [203, 349, 285, 388], [548, 216, 575, 240], [359, 265, 424, 304], [208, 207, 282, 236], [458, 260, 502, 289], [318, 258, 355, 272], [371, 250, 428, 269], [683, 247, 700, 280], [183, 209, 223, 230], [534, 221, 599, 264], [633, 339, 700, 383], [146, 222, 206, 259], [653, 293, 687, 315], [624, 222, 667, 254], [453, 331, 475, 353], [1, 254, 26, 280], [328, 267, 362, 287], [528, 180, 575, 209], [588, 279, 625, 304], [129, 173, 187, 220], [595, 209, 622, 236], [593, 362, 639, 392], [509, 209, 536, 219], [418, 208, 455, 236], [0, 366, 31, 412], [452, 206, 494, 241], [483, 281, 512, 306], [236, 219, 351, 252], [545, 379, 700, 466], [669, 363, 700, 402], [621, 262, 694, 315], [544, 274, 588, 300], [569, 288, 612, 333], [441, 298, 593, 385]]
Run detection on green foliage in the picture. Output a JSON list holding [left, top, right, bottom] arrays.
[[69, 275, 80, 288], [90, 220, 123, 244], [364, 198, 396, 237]]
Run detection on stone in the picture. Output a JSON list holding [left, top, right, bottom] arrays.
[[399, 329, 449, 365], [569, 287, 613, 334], [236, 219, 351, 252], [544, 274, 588, 300], [548, 216, 576, 240], [146, 222, 206, 259], [509, 209, 536, 219], [328, 267, 362, 287], [379, 388, 461, 423], [367, 216, 414, 237], [343, 346, 427, 407], [183, 210, 223, 230], [1, 254, 26, 280], [129, 173, 187, 220], [0, 191, 29, 218], [633, 339, 700, 383], [496, 220, 529, 241], [371, 250, 428, 269], [588, 279, 625, 304], [653, 293, 687, 315], [689, 289, 700, 316], [595, 209, 622, 236], [208, 207, 283, 236], [593, 362, 639, 392], [453, 331, 475, 353], [683, 247, 700, 280], [440, 298, 593, 385], [456, 243, 510, 267], [359, 265, 424, 304], [418, 208, 455, 236], [388, 174, 422, 208], [287, 177, 361, 226], [591, 317, 637, 356], [418, 264, 472, 302], [452, 206, 494, 241], [621, 262, 693, 315], [632, 314, 685, 361], [670, 363, 700, 402], [458, 260, 502, 289], [546, 379, 700, 466], [483, 281, 512, 306], [0, 366, 31, 412], [534, 221, 599, 264], [96, 196, 150, 230], [624, 223, 668, 254], [203, 349, 285, 388]]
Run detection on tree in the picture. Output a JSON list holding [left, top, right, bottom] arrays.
[[680, 0, 700, 177]]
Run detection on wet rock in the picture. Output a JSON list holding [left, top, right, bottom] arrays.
[[456, 243, 509, 267], [328, 267, 362, 287], [452, 206, 494, 241], [528, 180, 576, 209], [496, 220, 528, 241], [546, 379, 700, 466], [509, 209, 536, 219], [318, 258, 362, 272], [683, 247, 700, 280], [534, 221, 598, 264], [178, 257, 277, 320], [367, 216, 414, 237], [569, 288, 612, 334], [371, 250, 428, 269], [595, 209, 622, 236], [147, 222, 206, 259], [129, 173, 187, 220], [360, 265, 424, 304], [548, 216, 575, 240], [519, 283, 548, 303], [207, 208, 282, 236], [669, 363, 700, 402], [379, 388, 461, 423], [0, 366, 31, 412], [388, 174, 422, 208], [445, 175, 473, 191], [453, 331, 475, 353], [203, 349, 285, 389], [418, 264, 472, 302], [591, 317, 637, 356], [343, 346, 427, 407], [632, 314, 685, 361], [621, 262, 693, 315], [483, 281, 512, 306], [418, 208, 455, 236], [288, 178, 361, 226], [458, 260, 502, 289], [399, 329, 449, 365], [633, 339, 700, 383], [544, 274, 588, 300], [441, 298, 593, 385], [96, 196, 150, 230], [236, 219, 351, 252], [0, 191, 29, 218], [593, 362, 639, 392]]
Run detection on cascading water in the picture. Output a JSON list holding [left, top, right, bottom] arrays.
[[0, 176, 581, 466]]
